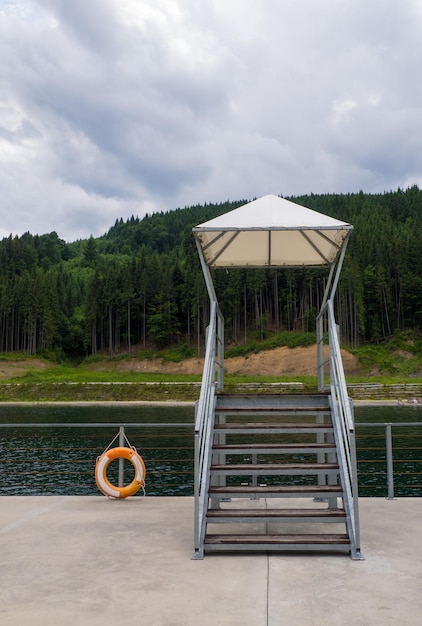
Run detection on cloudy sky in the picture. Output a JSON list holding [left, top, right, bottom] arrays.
[[1, 0, 422, 242]]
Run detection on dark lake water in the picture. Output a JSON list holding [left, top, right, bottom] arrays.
[[0, 404, 421, 497]]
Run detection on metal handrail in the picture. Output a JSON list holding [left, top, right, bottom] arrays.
[[193, 300, 224, 558], [317, 298, 361, 558]]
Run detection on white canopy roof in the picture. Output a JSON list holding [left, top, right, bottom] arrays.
[[193, 194, 353, 269]]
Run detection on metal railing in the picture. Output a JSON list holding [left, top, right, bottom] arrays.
[[1, 421, 422, 498], [317, 298, 361, 559], [355, 422, 422, 499], [0, 422, 193, 496], [193, 300, 224, 558]]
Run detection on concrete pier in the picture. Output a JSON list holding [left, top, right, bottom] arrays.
[[0, 497, 421, 625]]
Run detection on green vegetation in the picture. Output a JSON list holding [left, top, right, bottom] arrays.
[[226, 330, 315, 358], [8, 367, 199, 384], [352, 330, 422, 376], [0, 381, 200, 403], [2, 187, 422, 368]]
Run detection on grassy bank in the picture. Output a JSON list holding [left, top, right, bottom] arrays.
[[0, 381, 201, 402], [0, 367, 318, 402], [2, 369, 422, 402], [2, 329, 422, 402]]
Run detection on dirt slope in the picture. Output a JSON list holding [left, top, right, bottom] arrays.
[[0, 359, 49, 379], [112, 345, 361, 377], [0, 346, 361, 379]]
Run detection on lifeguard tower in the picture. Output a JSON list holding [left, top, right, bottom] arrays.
[[192, 194, 362, 560]]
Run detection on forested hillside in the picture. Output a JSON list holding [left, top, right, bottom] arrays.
[[1, 187, 422, 359]]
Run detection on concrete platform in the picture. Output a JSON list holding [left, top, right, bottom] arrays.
[[0, 497, 421, 626]]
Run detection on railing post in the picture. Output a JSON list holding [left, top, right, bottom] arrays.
[[385, 424, 396, 500], [350, 429, 361, 551], [317, 313, 324, 391], [217, 310, 224, 392], [193, 431, 200, 554], [118, 425, 125, 488]]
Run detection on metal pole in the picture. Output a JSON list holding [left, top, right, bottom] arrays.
[[118, 425, 125, 488], [316, 314, 324, 391], [329, 234, 350, 303], [194, 238, 218, 303], [385, 424, 395, 500], [320, 262, 336, 312], [350, 429, 361, 552], [217, 310, 224, 391], [193, 430, 200, 555]]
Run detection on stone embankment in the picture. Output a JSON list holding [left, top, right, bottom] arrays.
[[347, 382, 422, 401], [1, 381, 422, 403]]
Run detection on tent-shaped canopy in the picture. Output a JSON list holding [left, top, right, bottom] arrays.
[[193, 195, 353, 269]]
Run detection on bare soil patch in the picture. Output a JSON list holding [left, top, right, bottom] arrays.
[[110, 345, 361, 377], [0, 359, 49, 379]]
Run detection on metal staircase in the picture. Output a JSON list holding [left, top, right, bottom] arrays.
[[192, 299, 362, 560], [192, 195, 362, 560], [201, 392, 359, 557]]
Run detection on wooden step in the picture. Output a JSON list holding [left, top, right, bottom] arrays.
[[215, 407, 331, 415], [216, 392, 329, 400], [208, 484, 343, 498], [204, 534, 351, 547], [210, 462, 339, 475], [205, 533, 350, 545], [213, 443, 336, 454], [206, 508, 347, 522], [215, 393, 330, 413], [214, 423, 333, 434]]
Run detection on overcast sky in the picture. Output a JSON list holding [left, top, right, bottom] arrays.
[[1, 0, 422, 242]]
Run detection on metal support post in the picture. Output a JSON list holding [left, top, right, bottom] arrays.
[[118, 425, 125, 488], [217, 311, 224, 391], [349, 429, 362, 555], [251, 453, 258, 488], [316, 315, 325, 391], [316, 413, 325, 487], [385, 424, 396, 500]]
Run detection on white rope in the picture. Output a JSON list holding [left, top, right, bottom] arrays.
[[97, 430, 138, 460]]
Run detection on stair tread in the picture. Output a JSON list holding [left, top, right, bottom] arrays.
[[213, 443, 336, 450], [217, 392, 329, 398], [215, 407, 330, 412], [209, 485, 342, 494], [210, 463, 339, 470], [217, 392, 329, 397], [214, 423, 333, 429], [207, 508, 346, 518], [204, 534, 350, 545]]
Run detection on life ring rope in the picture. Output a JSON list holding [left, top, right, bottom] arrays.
[[98, 428, 134, 457], [95, 434, 146, 499]]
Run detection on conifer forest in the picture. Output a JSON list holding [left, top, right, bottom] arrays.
[[1, 187, 422, 359]]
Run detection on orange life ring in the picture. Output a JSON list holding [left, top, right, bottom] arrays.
[[95, 446, 146, 498]]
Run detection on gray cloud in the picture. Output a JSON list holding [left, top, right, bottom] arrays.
[[0, 0, 422, 241]]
